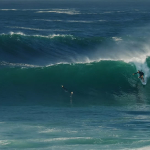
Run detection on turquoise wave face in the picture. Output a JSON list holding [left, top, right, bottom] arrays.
[[0, 60, 150, 106]]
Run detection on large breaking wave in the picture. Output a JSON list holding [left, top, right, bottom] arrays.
[[0, 32, 150, 106], [0, 60, 150, 106]]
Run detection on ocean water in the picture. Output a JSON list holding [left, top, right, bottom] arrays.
[[0, 0, 150, 149]]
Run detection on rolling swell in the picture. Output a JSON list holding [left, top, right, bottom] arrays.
[[0, 32, 106, 65], [0, 32, 150, 66], [0, 60, 150, 106], [0, 32, 132, 65], [0, 32, 78, 64]]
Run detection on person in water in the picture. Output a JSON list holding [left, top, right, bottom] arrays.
[[62, 85, 73, 95], [133, 70, 144, 82], [61, 85, 73, 104]]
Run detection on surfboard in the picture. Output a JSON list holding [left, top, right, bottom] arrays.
[[141, 79, 146, 85]]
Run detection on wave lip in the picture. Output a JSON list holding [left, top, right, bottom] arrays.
[[0, 61, 41, 68], [1, 32, 74, 39]]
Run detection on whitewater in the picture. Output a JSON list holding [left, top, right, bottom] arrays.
[[0, 0, 150, 149]]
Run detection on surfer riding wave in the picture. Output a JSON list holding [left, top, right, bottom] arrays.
[[133, 70, 145, 82]]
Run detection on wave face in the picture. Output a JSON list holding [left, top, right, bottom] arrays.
[[0, 60, 150, 106]]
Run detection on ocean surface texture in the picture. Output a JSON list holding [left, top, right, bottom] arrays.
[[0, 0, 150, 149]]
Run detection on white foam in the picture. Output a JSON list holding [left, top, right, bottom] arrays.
[[9, 31, 25, 36], [35, 19, 106, 23], [46, 62, 71, 67], [0, 61, 41, 68], [0, 32, 24, 36], [38, 128, 60, 133], [7, 26, 69, 32], [36, 10, 80, 15], [1, 32, 74, 39], [44, 137, 92, 142], [137, 146, 150, 150], [0, 9, 17, 11], [112, 37, 122, 41], [0, 140, 10, 146], [33, 34, 75, 40], [124, 146, 150, 150]]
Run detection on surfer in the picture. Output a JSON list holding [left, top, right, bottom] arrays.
[[61, 85, 73, 103], [61, 85, 69, 93], [133, 70, 144, 82], [62, 85, 73, 95]]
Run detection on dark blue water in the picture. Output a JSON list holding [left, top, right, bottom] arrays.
[[0, 0, 150, 149]]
